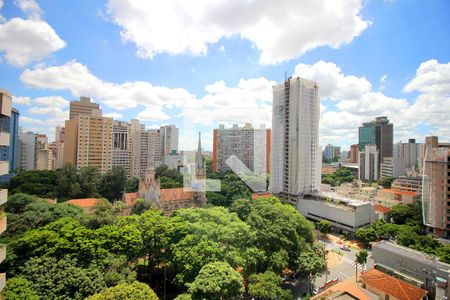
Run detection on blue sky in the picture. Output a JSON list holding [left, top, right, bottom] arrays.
[[0, 0, 449, 150]]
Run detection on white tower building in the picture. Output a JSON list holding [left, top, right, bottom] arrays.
[[270, 77, 321, 204]]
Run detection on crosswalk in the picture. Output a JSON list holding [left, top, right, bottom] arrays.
[[340, 256, 367, 270]]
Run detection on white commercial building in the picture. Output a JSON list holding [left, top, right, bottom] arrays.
[[297, 192, 376, 232], [270, 77, 321, 204], [359, 145, 379, 181], [18, 129, 37, 171], [112, 120, 131, 177]]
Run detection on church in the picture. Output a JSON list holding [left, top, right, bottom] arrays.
[[123, 133, 208, 216]]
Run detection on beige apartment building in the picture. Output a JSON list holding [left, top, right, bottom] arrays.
[[69, 96, 102, 120], [0, 88, 12, 291]]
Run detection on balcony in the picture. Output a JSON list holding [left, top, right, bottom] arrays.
[[0, 215, 6, 235], [0, 273, 5, 292], [0, 161, 8, 176], [0, 131, 9, 146], [0, 189, 6, 206], [0, 244, 5, 264]]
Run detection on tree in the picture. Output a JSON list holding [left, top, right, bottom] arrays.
[[86, 281, 158, 300], [355, 249, 368, 281], [321, 167, 354, 187], [131, 198, 152, 215], [317, 220, 331, 237], [248, 271, 292, 300], [99, 166, 127, 202], [5, 193, 44, 214], [390, 202, 422, 225], [56, 164, 81, 200], [79, 166, 101, 198], [188, 261, 244, 300], [8, 170, 58, 198], [296, 251, 327, 294], [126, 177, 140, 193], [377, 176, 395, 188], [207, 191, 228, 207], [83, 198, 117, 229], [3, 276, 39, 300]]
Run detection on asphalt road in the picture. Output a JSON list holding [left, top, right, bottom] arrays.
[[315, 239, 374, 290]]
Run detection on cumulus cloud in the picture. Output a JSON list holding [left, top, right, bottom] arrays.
[[13, 96, 31, 105], [0, 1, 65, 66], [106, 0, 369, 64], [16, 95, 69, 129], [104, 112, 123, 119], [21, 60, 195, 119]]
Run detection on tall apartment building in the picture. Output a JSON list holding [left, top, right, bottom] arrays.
[[350, 144, 359, 163], [55, 126, 65, 143], [0, 89, 12, 291], [422, 136, 450, 238], [69, 96, 102, 120], [323, 144, 341, 161], [112, 120, 131, 177], [49, 142, 64, 170], [358, 116, 393, 180], [393, 139, 422, 170], [359, 145, 379, 181], [35, 134, 49, 170], [161, 125, 179, 156], [18, 129, 36, 171], [212, 123, 270, 174], [270, 77, 321, 204]]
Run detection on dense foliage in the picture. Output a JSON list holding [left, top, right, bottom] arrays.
[[321, 167, 354, 187], [86, 282, 158, 300], [2, 191, 314, 299]]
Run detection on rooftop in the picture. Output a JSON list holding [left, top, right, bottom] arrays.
[[380, 189, 417, 196], [360, 268, 427, 300], [160, 188, 194, 203], [312, 281, 371, 300], [66, 198, 99, 208], [374, 204, 391, 214]]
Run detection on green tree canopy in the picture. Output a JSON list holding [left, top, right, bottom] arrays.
[[86, 281, 158, 300], [188, 261, 244, 300], [9, 170, 58, 198], [3, 276, 39, 300], [317, 220, 331, 236], [248, 271, 292, 300], [99, 166, 127, 202]]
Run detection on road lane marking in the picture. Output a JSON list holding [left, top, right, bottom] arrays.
[[339, 272, 350, 279]]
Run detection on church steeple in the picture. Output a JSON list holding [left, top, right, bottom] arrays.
[[195, 132, 203, 170]]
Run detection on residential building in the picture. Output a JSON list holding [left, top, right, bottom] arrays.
[[394, 138, 422, 170], [112, 120, 131, 177], [380, 156, 406, 178], [372, 240, 450, 298], [375, 188, 418, 208], [359, 145, 379, 181], [358, 116, 393, 177], [35, 134, 49, 170], [0, 88, 12, 292], [8, 108, 19, 173], [55, 126, 65, 143], [422, 136, 450, 238], [49, 142, 64, 170], [270, 77, 321, 204], [212, 123, 270, 174], [69, 96, 102, 120], [296, 192, 375, 232], [360, 268, 427, 300], [374, 204, 391, 221], [323, 144, 340, 161], [391, 174, 422, 196], [18, 129, 36, 171], [161, 125, 178, 157], [63, 118, 79, 166], [350, 144, 359, 163]]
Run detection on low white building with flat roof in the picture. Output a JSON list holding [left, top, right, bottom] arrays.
[[297, 192, 376, 232]]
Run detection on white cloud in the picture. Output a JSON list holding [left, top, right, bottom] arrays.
[[379, 74, 388, 90], [104, 112, 123, 119], [21, 60, 195, 118], [34, 96, 69, 107], [106, 0, 369, 64], [137, 109, 170, 121], [0, 0, 5, 23], [15, 0, 43, 20], [0, 18, 65, 66], [12, 96, 31, 105]]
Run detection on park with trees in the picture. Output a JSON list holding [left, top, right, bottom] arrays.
[[1, 164, 326, 299]]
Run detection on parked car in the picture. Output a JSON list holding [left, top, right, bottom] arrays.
[[340, 246, 351, 251]]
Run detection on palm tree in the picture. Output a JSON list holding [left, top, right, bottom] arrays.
[[355, 249, 368, 281]]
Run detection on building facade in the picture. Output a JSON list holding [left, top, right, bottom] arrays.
[[422, 136, 450, 238], [212, 123, 270, 174], [69, 96, 102, 120], [270, 77, 321, 204], [359, 145, 379, 181], [0, 88, 12, 291], [323, 144, 341, 161], [112, 120, 131, 177]]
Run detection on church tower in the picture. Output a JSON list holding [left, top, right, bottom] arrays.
[[194, 132, 207, 205]]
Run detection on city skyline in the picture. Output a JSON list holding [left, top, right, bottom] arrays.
[[1, 0, 449, 151]]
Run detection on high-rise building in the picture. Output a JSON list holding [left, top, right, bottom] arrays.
[[422, 136, 450, 238], [49, 142, 64, 170], [112, 120, 131, 177], [55, 126, 65, 144], [9, 108, 19, 173], [212, 123, 270, 174], [69, 96, 102, 120], [0, 88, 12, 291], [350, 144, 359, 163], [63, 118, 79, 167], [393, 138, 422, 170], [76, 115, 113, 174], [359, 145, 379, 181], [161, 125, 179, 156], [270, 77, 321, 204], [323, 144, 341, 161]]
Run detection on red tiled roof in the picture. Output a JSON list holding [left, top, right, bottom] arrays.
[[66, 198, 99, 208], [123, 192, 138, 206], [375, 204, 391, 214], [360, 269, 427, 300], [160, 188, 194, 203], [382, 188, 417, 196], [312, 281, 371, 300], [251, 192, 273, 199]]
